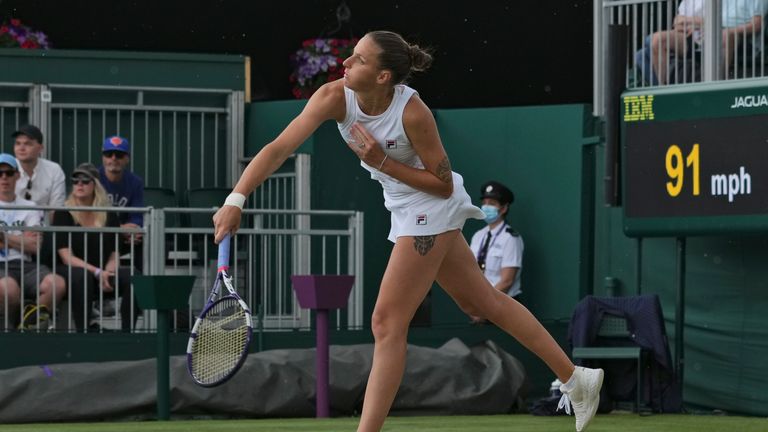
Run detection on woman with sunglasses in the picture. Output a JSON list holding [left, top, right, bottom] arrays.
[[51, 163, 139, 331]]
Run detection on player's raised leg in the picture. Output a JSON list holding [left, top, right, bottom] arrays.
[[435, 234, 603, 431]]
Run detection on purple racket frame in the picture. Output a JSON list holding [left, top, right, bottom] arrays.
[[186, 234, 253, 387]]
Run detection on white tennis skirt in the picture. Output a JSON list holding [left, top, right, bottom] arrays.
[[382, 172, 485, 243]]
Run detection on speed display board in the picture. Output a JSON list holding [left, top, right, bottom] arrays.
[[622, 80, 768, 236]]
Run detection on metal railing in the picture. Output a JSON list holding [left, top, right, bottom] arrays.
[[0, 82, 32, 142], [0, 83, 245, 194], [595, 0, 768, 115], [0, 206, 148, 332], [156, 207, 364, 331], [0, 205, 364, 334]]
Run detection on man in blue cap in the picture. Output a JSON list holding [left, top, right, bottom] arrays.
[[0, 153, 65, 330], [98, 135, 145, 251]]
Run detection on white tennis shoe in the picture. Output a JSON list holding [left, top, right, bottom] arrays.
[[557, 366, 604, 432]]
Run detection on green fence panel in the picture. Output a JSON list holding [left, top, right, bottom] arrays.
[[0, 49, 246, 90], [0, 83, 30, 152], [434, 104, 595, 322]]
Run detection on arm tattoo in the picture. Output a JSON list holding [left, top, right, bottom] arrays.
[[414, 235, 436, 256], [436, 157, 452, 183]]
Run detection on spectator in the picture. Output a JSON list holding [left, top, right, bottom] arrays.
[[0, 153, 65, 330], [635, 0, 704, 85], [98, 135, 144, 252], [718, 0, 768, 74], [11, 124, 66, 211], [468, 181, 524, 323], [639, 0, 767, 85], [52, 163, 140, 331]]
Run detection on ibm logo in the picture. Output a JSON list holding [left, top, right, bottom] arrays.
[[623, 95, 654, 122]]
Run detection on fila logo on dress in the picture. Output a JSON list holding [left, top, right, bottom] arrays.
[[416, 214, 427, 225], [386, 139, 397, 149]]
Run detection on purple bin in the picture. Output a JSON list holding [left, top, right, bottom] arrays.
[[291, 275, 354, 310], [290, 274, 355, 419]]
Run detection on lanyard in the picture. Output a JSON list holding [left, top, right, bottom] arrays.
[[476, 222, 506, 267]]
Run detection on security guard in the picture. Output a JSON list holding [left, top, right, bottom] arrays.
[[468, 181, 524, 322]]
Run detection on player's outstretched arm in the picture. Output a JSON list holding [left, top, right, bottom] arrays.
[[213, 80, 346, 243]]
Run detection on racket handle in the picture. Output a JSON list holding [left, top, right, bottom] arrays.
[[218, 234, 231, 269]]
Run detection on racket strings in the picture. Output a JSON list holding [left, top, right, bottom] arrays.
[[190, 298, 250, 385]]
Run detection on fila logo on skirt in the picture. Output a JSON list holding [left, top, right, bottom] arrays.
[[416, 214, 428, 225], [386, 139, 397, 149]]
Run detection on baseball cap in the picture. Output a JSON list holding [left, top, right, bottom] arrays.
[[11, 124, 44, 144], [480, 181, 514, 205], [71, 162, 100, 181], [0, 153, 19, 171], [102, 136, 130, 154]]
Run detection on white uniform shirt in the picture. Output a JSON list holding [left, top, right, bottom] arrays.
[[15, 158, 66, 207], [469, 222, 524, 298], [337, 84, 423, 196], [0, 196, 43, 262]]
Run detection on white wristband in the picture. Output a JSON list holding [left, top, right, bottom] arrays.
[[223, 193, 246, 210], [94, 268, 102, 278]]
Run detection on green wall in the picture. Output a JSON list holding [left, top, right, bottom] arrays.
[[434, 104, 598, 322], [0, 49, 247, 90], [593, 137, 768, 416]]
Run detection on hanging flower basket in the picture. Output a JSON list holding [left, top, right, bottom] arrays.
[[289, 38, 357, 99], [0, 18, 51, 49]]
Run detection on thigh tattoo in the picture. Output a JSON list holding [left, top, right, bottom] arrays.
[[414, 235, 436, 256]]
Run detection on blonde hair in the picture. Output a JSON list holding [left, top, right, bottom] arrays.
[[65, 179, 110, 227]]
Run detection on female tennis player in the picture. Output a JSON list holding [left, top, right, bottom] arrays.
[[213, 30, 603, 432]]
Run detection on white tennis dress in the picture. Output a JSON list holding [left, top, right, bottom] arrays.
[[337, 84, 484, 242]]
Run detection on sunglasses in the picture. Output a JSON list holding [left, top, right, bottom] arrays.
[[71, 176, 94, 185], [0, 169, 16, 178], [103, 151, 127, 159], [25, 178, 32, 200]]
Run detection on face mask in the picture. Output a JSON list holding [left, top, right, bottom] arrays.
[[481, 205, 500, 224]]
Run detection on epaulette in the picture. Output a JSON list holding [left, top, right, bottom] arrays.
[[505, 226, 519, 237]]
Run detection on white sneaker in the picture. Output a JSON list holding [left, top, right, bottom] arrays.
[[557, 366, 604, 432]]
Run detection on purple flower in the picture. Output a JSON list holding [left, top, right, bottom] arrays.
[[290, 38, 358, 99], [0, 19, 50, 49], [314, 39, 330, 53]]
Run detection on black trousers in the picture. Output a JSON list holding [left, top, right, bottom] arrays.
[[61, 266, 141, 331]]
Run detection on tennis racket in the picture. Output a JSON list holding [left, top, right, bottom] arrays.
[[187, 234, 253, 387]]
